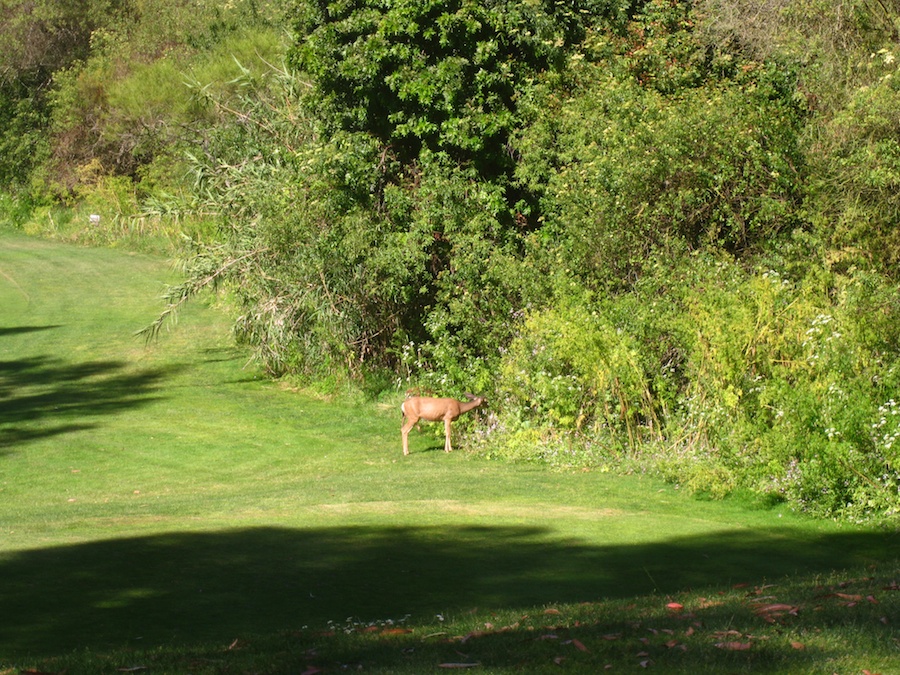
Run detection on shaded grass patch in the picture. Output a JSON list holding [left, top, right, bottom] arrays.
[[1, 527, 897, 673]]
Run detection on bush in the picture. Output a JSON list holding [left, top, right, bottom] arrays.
[[475, 243, 900, 520], [44, 23, 285, 195], [290, 0, 627, 176], [517, 58, 806, 290], [497, 300, 658, 448], [809, 49, 900, 277]]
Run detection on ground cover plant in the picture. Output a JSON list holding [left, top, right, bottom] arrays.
[[2, 232, 899, 673]]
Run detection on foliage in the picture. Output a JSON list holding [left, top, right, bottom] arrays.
[[0, 75, 51, 189], [0, 0, 288, 197], [0, 0, 122, 76], [515, 21, 807, 290], [147, 0, 605, 382], [290, 0, 632, 176], [481, 244, 900, 521], [498, 301, 657, 446], [809, 49, 900, 275]]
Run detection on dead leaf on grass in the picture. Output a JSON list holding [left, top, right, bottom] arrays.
[[749, 584, 776, 595], [381, 627, 413, 636], [715, 641, 752, 651], [713, 630, 742, 638], [753, 603, 799, 622], [461, 627, 506, 643], [754, 603, 798, 614]]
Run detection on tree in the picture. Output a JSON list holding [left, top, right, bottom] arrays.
[[290, 0, 632, 181]]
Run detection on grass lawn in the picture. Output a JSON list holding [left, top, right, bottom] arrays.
[[1, 228, 898, 674]]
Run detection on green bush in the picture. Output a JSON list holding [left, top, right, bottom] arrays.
[[660, 261, 900, 520], [809, 49, 900, 277], [44, 23, 285, 195], [517, 59, 806, 290], [498, 301, 657, 447]]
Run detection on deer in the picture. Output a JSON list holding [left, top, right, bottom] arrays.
[[401, 393, 486, 456]]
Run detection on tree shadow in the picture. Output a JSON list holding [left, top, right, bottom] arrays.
[[0, 331, 176, 452], [0, 524, 897, 660], [0, 326, 62, 337]]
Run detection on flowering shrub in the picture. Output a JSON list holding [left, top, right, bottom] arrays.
[[497, 301, 658, 451]]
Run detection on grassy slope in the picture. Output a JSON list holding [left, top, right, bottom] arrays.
[[0, 229, 898, 673]]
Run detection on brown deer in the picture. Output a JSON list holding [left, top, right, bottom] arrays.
[[401, 393, 486, 455]]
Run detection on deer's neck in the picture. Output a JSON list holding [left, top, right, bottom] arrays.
[[459, 399, 482, 414]]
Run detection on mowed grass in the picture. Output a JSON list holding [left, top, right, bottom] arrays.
[[1, 228, 898, 674]]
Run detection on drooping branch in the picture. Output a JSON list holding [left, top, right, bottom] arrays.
[[137, 245, 269, 342]]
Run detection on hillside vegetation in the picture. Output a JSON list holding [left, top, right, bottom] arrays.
[[3, 0, 900, 522]]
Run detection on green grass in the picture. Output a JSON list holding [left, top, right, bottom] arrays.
[[1, 227, 898, 674]]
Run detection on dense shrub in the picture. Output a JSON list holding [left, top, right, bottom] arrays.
[[516, 58, 807, 290], [0, 0, 288, 198], [178, 0, 623, 382], [498, 300, 658, 447], [809, 49, 900, 277], [484, 247, 900, 520]]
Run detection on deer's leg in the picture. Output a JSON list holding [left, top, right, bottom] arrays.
[[444, 417, 453, 453], [401, 415, 417, 456]]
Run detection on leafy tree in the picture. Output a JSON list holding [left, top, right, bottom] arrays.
[[169, 0, 635, 381], [0, 0, 125, 189], [291, 0, 635, 181], [516, 1, 808, 291]]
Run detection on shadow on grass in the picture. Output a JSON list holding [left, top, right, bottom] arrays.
[[0, 326, 62, 337], [1, 524, 897, 659], [0, 333, 175, 452]]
